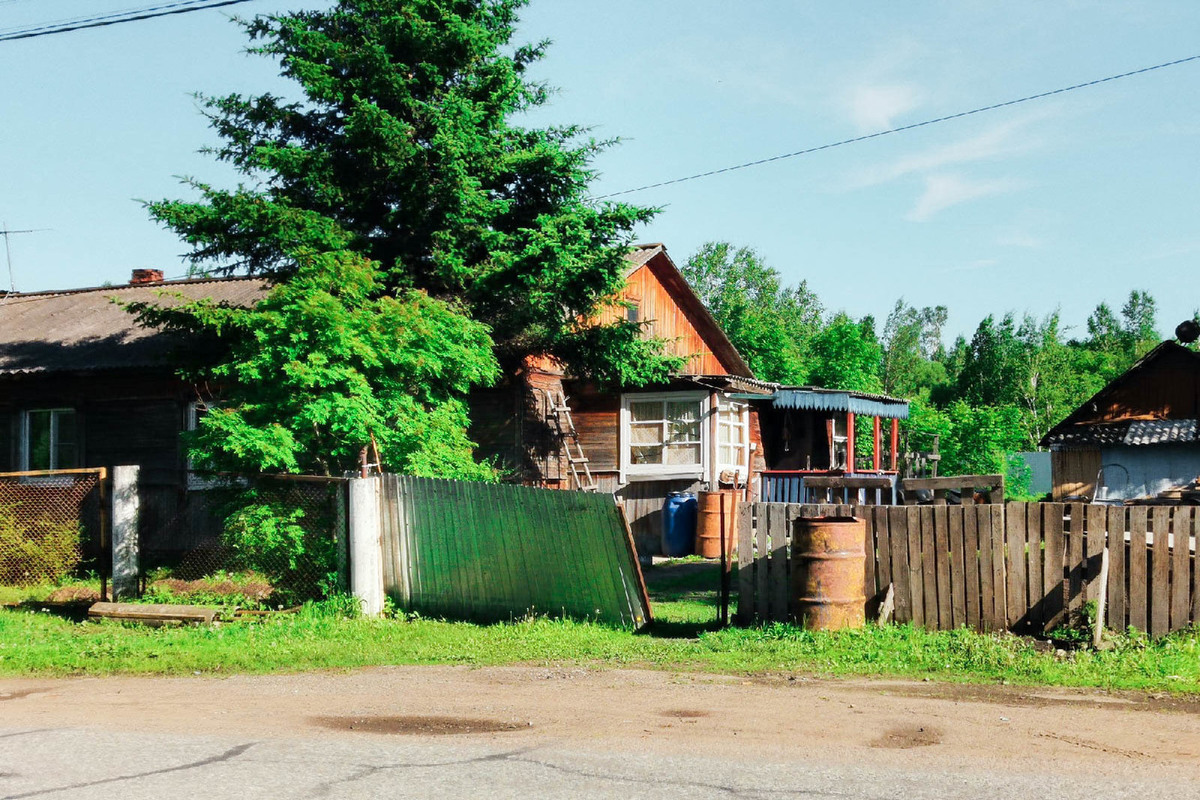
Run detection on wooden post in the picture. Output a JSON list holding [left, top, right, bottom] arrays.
[[709, 390, 720, 488], [1093, 546, 1109, 648], [846, 412, 856, 472], [872, 416, 881, 472], [890, 418, 899, 472]]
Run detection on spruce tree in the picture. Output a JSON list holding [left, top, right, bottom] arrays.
[[137, 0, 674, 477]]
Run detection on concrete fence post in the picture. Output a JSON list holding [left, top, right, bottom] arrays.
[[111, 465, 140, 600], [348, 476, 385, 616]]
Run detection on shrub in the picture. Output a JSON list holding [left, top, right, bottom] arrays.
[[220, 489, 338, 606], [0, 503, 83, 586]]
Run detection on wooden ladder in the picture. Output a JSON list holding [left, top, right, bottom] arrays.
[[547, 392, 599, 492]]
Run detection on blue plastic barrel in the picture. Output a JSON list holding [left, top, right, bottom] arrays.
[[661, 492, 697, 557]]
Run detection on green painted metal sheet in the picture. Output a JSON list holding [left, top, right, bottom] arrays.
[[381, 475, 650, 628]]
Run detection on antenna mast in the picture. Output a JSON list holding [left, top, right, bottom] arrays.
[[0, 226, 49, 293]]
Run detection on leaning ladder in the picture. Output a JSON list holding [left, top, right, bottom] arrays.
[[547, 392, 599, 492]]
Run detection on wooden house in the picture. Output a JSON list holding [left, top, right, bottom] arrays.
[[1040, 341, 1200, 503], [0, 270, 269, 560], [468, 244, 778, 554]]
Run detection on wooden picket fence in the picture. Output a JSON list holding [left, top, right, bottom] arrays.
[[737, 502, 1200, 637]]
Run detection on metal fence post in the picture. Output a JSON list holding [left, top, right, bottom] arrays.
[[348, 476, 384, 616], [111, 465, 140, 600]]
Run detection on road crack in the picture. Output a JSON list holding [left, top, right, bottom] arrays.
[[0, 742, 256, 799]]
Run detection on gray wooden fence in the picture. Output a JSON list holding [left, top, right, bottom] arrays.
[[739, 502, 1199, 637]]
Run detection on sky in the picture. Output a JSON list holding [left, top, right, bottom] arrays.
[[1, 0, 1198, 343]]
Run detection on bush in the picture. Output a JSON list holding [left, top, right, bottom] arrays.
[[0, 503, 83, 586], [220, 491, 338, 606]]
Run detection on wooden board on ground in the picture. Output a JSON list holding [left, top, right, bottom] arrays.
[[89, 602, 221, 626]]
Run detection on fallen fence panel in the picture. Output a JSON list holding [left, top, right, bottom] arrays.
[[379, 475, 650, 628]]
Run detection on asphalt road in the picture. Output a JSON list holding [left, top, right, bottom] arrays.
[[2, 666, 1198, 799]]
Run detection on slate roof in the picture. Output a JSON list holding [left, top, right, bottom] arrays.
[[1042, 419, 1200, 448], [0, 277, 268, 375], [623, 243, 664, 276], [1042, 422, 1131, 449], [1124, 419, 1198, 445]]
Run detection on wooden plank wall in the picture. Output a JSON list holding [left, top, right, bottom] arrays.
[[737, 501, 1198, 637]]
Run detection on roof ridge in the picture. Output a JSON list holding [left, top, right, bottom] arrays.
[[4, 274, 265, 299]]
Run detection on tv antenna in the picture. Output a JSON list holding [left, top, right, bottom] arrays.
[[0, 226, 49, 294]]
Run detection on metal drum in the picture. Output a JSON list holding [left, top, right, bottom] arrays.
[[661, 492, 697, 557], [695, 490, 736, 559], [790, 516, 866, 630]]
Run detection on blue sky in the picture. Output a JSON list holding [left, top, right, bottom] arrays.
[[2, 1, 1198, 343]]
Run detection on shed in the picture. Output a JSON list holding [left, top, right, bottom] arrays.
[[1040, 341, 1200, 503]]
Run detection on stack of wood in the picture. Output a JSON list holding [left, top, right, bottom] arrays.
[[1130, 476, 1200, 505]]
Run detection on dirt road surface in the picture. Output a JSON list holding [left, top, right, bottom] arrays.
[[2, 666, 1199, 798]]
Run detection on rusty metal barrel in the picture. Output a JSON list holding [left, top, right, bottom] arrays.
[[790, 516, 866, 630], [695, 490, 736, 559]]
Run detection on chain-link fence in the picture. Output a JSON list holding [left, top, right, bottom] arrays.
[[138, 472, 348, 607], [0, 469, 105, 597]]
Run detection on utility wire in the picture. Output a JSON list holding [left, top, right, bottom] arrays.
[[596, 53, 1200, 199], [0, 1, 224, 36], [0, 0, 256, 41]]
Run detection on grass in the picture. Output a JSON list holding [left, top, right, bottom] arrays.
[[1, 561, 1198, 694]]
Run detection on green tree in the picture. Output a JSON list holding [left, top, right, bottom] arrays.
[[808, 313, 883, 393], [879, 299, 949, 398], [681, 242, 822, 383], [140, 0, 678, 476], [953, 314, 1028, 408]]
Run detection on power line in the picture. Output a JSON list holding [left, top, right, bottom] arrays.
[[0, 0, 257, 41], [0, 1, 223, 36], [596, 53, 1200, 199]]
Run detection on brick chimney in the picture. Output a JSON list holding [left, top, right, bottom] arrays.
[[130, 269, 164, 285]]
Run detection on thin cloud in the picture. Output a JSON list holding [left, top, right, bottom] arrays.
[[943, 258, 1000, 274], [849, 114, 1046, 190], [997, 230, 1042, 248], [907, 174, 1023, 221], [845, 83, 921, 131]]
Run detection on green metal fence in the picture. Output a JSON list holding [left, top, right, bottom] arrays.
[[380, 475, 650, 628]]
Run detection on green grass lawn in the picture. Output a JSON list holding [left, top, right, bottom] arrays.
[[1, 561, 1198, 693]]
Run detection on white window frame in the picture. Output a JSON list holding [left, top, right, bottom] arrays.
[[185, 400, 222, 490], [714, 397, 750, 480], [620, 391, 709, 482], [19, 408, 77, 471]]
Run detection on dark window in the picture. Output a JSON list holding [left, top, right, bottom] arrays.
[[24, 409, 78, 470]]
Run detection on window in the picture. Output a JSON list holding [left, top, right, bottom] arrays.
[[186, 401, 218, 489], [22, 409, 78, 471], [830, 415, 848, 469], [716, 398, 748, 473], [623, 393, 705, 478]]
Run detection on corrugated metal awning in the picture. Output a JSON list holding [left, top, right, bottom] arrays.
[[734, 387, 909, 419]]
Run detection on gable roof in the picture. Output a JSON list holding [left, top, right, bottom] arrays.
[[1040, 341, 1200, 448], [0, 277, 268, 375], [624, 243, 752, 378], [0, 244, 752, 379]]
